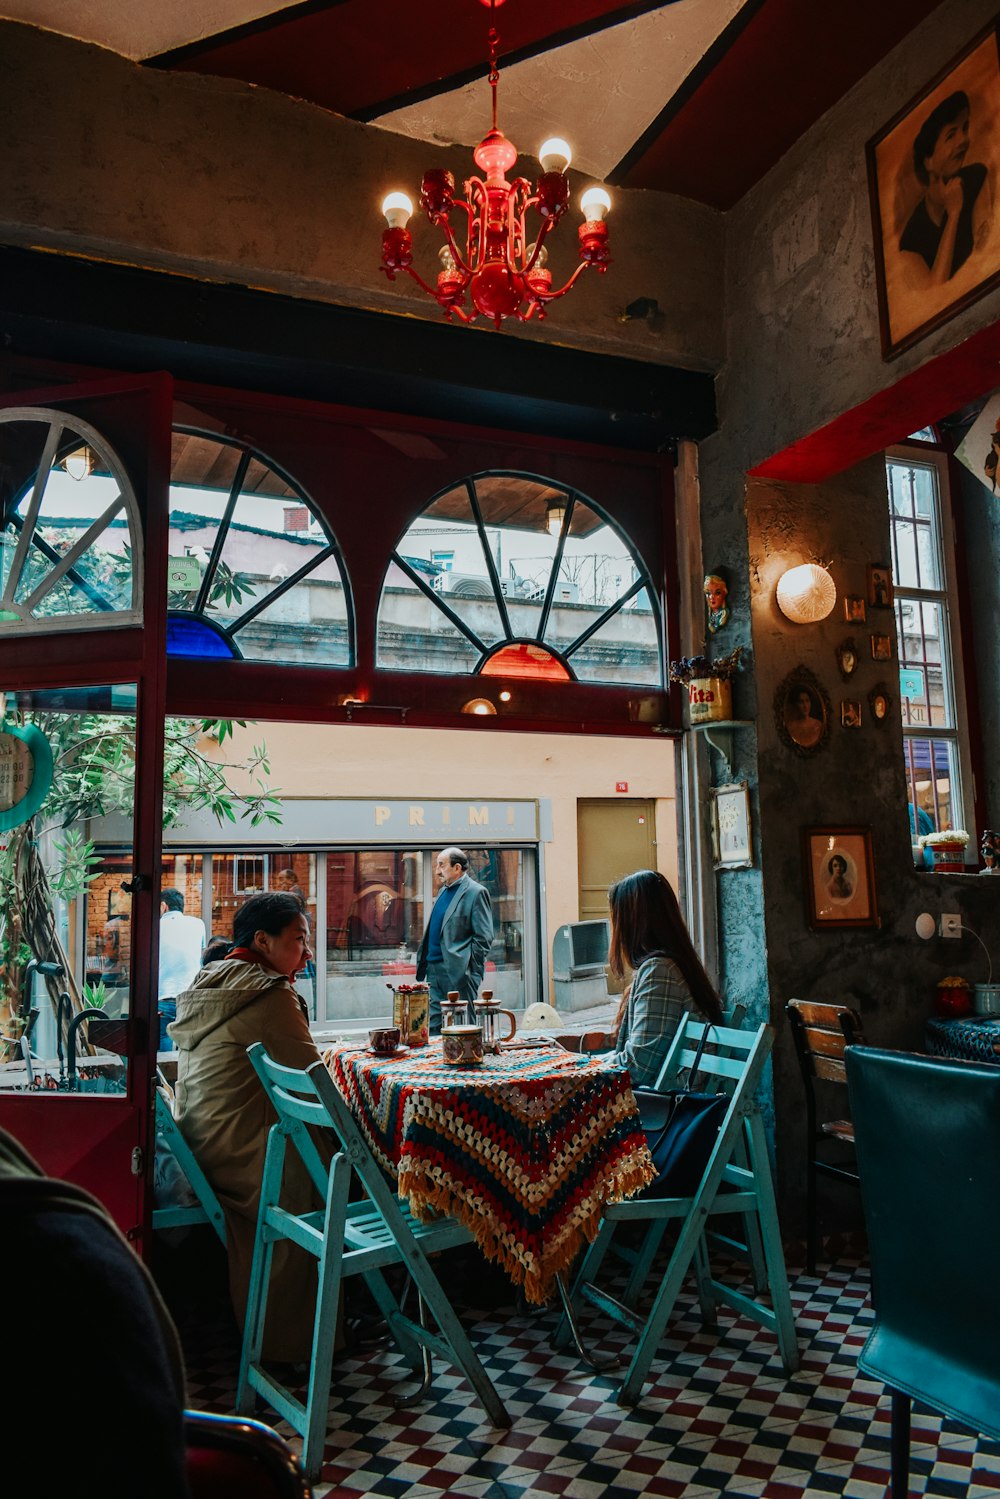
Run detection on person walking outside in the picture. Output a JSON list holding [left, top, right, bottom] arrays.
[[157, 887, 206, 1053], [416, 846, 493, 1034]]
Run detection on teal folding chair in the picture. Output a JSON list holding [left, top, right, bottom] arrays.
[[556, 1018, 797, 1406], [152, 1079, 227, 1244], [236, 1044, 510, 1482]]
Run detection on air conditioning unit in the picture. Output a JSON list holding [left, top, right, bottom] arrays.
[[501, 576, 545, 602], [444, 573, 494, 599], [552, 581, 579, 604]]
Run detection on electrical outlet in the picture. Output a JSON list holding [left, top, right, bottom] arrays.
[[940, 913, 962, 939]]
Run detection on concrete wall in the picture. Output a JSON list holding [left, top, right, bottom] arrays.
[[698, 0, 1000, 1227], [0, 20, 724, 372]]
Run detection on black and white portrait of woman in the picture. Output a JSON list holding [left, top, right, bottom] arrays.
[[868, 24, 1000, 357]]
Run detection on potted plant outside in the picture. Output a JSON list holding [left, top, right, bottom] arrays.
[[921, 829, 970, 873], [669, 646, 744, 726]]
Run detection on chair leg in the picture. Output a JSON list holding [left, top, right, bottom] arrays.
[[236, 1134, 286, 1416], [805, 1153, 818, 1276], [621, 1220, 669, 1309], [889, 1387, 911, 1499], [692, 1234, 718, 1326], [552, 1217, 619, 1350], [617, 1210, 703, 1407], [300, 1154, 352, 1482], [744, 1111, 798, 1373]]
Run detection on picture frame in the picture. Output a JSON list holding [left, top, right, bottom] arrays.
[[836, 639, 859, 678], [867, 564, 893, 608], [871, 633, 893, 661], [843, 595, 867, 624], [774, 666, 831, 757], [711, 781, 753, 870], [802, 827, 879, 930], [866, 20, 1000, 360], [869, 682, 891, 724], [841, 699, 862, 729]]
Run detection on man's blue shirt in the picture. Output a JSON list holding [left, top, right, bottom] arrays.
[[426, 881, 460, 963]]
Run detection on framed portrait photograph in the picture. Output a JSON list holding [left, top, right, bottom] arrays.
[[867, 564, 893, 608], [836, 639, 858, 678], [774, 666, 831, 757], [802, 827, 879, 930], [866, 20, 1000, 359], [869, 683, 891, 724], [843, 595, 867, 624], [871, 633, 893, 661], [841, 699, 862, 729], [711, 781, 752, 870]]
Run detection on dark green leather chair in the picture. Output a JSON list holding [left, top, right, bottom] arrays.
[[846, 1047, 1000, 1498]]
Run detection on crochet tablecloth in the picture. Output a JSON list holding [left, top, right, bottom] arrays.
[[925, 1015, 1000, 1064], [325, 1039, 654, 1303]]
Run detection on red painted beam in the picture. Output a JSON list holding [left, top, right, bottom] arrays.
[[750, 316, 1000, 484]]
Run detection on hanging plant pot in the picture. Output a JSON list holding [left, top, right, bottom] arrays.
[[687, 676, 732, 725]]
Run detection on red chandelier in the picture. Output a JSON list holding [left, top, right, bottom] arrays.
[[379, 0, 612, 329]]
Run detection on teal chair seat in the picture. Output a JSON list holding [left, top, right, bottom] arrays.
[[236, 1044, 510, 1482]]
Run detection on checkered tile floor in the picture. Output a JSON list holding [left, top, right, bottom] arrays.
[[172, 1240, 1000, 1498]]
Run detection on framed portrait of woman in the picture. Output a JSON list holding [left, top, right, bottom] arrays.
[[866, 20, 1000, 359], [775, 666, 831, 757], [802, 827, 879, 930]]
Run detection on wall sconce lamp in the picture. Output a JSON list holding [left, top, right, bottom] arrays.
[[461, 698, 497, 715], [545, 499, 566, 538], [776, 562, 836, 623]]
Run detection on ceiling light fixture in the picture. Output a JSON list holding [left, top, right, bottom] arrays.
[[545, 499, 566, 538], [379, 0, 612, 328], [61, 446, 93, 482]]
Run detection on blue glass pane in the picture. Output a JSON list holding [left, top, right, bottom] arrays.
[[166, 615, 238, 659]]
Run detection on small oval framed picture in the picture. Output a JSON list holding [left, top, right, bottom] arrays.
[[775, 666, 831, 757], [836, 639, 859, 678], [869, 683, 891, 723]]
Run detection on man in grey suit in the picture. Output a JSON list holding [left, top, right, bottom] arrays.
[[416, 846, 493, 1034]]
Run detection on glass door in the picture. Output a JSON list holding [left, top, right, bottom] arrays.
[[0, 374, 171, 1240]]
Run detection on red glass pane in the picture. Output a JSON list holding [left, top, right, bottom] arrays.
[[479, 642, 571, 681]]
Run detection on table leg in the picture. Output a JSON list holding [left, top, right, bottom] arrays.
[[553, 1272, 622, 1371]]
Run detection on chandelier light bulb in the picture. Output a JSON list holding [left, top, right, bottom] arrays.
[[526, 241, 548, 269], [381, 192, 414, 228], [439, 244, 458, 272], [775, 563, 837, 624], [580, 186, 612, 221], [538, 137, 572, 174]]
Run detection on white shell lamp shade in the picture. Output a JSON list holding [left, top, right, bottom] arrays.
[[776, 563, 836, 623]]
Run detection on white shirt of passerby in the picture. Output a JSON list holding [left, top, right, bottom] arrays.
[[158, 909, 206, 999]]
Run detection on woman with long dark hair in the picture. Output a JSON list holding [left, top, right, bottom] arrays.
[[170, 891, 321, 1363], [563, 870, 722, 1089]]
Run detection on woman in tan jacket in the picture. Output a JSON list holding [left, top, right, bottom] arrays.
[[169, 890, 321, 1363]]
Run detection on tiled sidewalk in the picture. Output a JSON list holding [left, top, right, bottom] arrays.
[[176, 1244, 1000, 1498]]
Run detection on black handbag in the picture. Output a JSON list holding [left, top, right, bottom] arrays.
[[633, 1024, 728, 1197]]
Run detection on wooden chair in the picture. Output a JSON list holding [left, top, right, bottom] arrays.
[[236, 1044, 510, 1481], [152, 1076, 227, 1244], [555, 1018, 798, 1406], [846, 1047, 1000, 1498], [785, 998, 865, 1274]]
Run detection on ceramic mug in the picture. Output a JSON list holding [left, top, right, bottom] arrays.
[[369, 1026, 401, 1055], [441, 1023, 485, 1067]]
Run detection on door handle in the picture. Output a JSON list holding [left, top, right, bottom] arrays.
[[120, 876, 147, 894]]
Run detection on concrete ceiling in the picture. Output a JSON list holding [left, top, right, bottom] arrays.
[[0, 0, 943, 209]]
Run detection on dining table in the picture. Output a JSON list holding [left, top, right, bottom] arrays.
[[324, 1036, 655, 1306]]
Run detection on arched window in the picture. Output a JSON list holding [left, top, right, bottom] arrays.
[[376, 473, 661, 685], [167, 429, 352, 665], [0, 408, 142, 633]]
